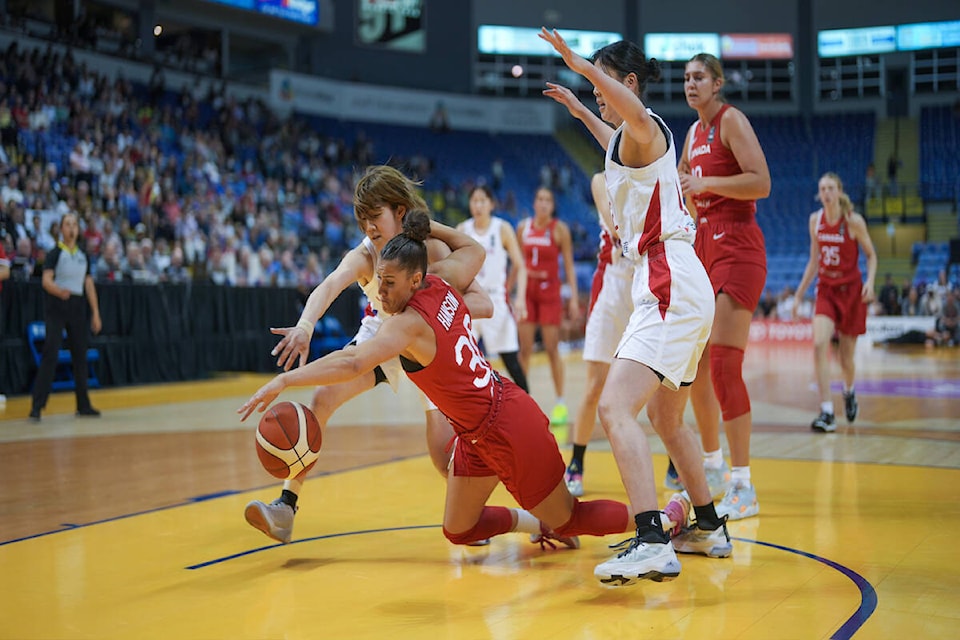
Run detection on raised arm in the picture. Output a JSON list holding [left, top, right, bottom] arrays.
[[542, 81, 614, 150], [540, 28, 662, 167], [272, 245, 371, 371]]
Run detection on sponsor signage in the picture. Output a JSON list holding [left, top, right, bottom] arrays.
[[202, 0, 318, 26], [478, 25, 622, 57], [817, 25, 897, 57], [721, 33, 793, 60], [356, 0, 425, 52]]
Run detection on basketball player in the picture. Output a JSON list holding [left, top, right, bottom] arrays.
[[792, 172, 877, 432], [244, 165, 492, 544], [563, 171, 633, 497], [240, 210, 711, 575], [541, 29, 732, 585], [457, 185, 528, 390], [675, 52, 772, 520], [516, 186, 579, 426]]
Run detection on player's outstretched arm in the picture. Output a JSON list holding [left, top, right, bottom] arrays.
[[271, 245, 371, 371]]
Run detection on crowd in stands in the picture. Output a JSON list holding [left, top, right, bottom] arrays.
[[2, 38, 958, 339], [0, 40, 389, 297]]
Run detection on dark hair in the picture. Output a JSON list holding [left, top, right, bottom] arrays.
[[380, 208, 430, 277], [469, 184, 496, 202], [591, 41, 661, 94]]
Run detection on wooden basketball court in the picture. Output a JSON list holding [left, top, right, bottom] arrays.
[[1, 341, 958, 639]]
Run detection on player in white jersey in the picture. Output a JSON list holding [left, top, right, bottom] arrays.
[[563, 172, 634, 497], [541, 29, 731, 586], [457, 185, 529, 391], [244, 165, 493, 544]]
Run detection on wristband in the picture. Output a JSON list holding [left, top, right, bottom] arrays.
[[296, 318, 315, 337]]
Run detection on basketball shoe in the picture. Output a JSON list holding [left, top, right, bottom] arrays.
[[705, 461, 731, 500], [244, 498, 297, 544], [662, 492, 691, 537], [594, 536, 681, 586], [843, 391, 859, 423], [811, 411, 837, 432], [550, 403, 568, 426], [716, 483, 759, 521], [564, 467, 584, 497], [673, 520, 733, 558]]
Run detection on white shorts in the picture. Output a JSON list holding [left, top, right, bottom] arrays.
[[615, 240, 715, 391], [471, 291, 519, 355], [583, 259, 634, 363], [353, 314, 402, 392]]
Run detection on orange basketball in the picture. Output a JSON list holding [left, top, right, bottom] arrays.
[[255, 401, 323, 479]]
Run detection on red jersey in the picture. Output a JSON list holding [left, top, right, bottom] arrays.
[[520, 219, 560, 283], [815, 209, 861, 286], [403, 275, 497, 434], [686, 103, 756, 220]]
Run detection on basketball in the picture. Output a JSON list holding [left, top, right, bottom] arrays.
[[255, 401, 323, 479]]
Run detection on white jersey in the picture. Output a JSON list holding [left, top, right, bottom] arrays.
[[604, 111, 697, 262], [603, 110, 714, 390], [461, 217, 509, 296]]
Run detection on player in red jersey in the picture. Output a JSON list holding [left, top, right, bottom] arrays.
[[516, 187, 580, 427], [676, 52, 771, 520], [792, 172, 877, 432], [239, 209, 638, 562]]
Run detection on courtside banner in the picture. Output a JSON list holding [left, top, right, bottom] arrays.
[[269, 70, 554, 134], [748, 317, 936, 344]]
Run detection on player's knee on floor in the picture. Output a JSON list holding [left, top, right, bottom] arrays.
[[443, 522, 488, 546], [710, 344, 750, 421]]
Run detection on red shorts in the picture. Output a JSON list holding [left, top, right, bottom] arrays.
[[524, 277, 563, 325], [452, 380, 565, 509], [815, 280, 867, 336], [695, 218, 767, 311]]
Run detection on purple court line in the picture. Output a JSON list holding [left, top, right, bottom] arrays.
[[831, 379, 960, 399], [186, 530, 877, 640]]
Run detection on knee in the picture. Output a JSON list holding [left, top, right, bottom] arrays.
[[710, 344, 750, 421], [443, 523, 482, 546]]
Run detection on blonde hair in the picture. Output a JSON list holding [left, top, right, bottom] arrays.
[[353, 165, 429, 230], [821, 172, 853, 218], [688, 53, 725, 102]]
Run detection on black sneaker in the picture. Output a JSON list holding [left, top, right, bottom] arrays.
[[843, 391, 858, 423], [76, 407, 101, 418], [29, 407, 41, 422], [811, 411, 836, 433]]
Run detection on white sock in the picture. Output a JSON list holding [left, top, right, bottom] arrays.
[[512, 509, 541, 534], [821, 401, 834, 415], [555, 397, 566, 407], [703, 449, 724, 469], [844, 385, 854, 395], [283, 478, 304, 495], [731, 466, 751, 487]]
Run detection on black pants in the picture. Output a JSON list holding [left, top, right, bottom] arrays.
[[32, 295, 93, 412]]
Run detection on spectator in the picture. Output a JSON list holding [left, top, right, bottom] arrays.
[[901, 285, 924, 316], [878, 273, 901, 315], [926, 292, 959, 347]]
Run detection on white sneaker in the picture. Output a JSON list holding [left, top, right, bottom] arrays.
[[673, 522, 733, 558], [716, 483, 759, 521], [0, 393, 6, 404], [564, 469, 584, 497], [704, 462, 731, 500], [594, 537, 681, 586], [244, 498, 297, 543]]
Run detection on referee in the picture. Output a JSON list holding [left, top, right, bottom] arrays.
[[29, 212, 102, 422]]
